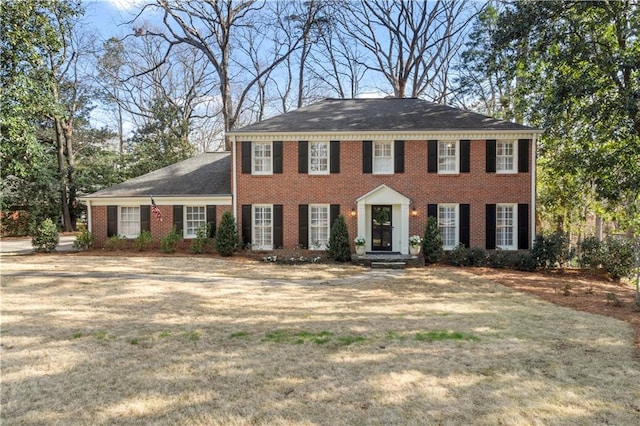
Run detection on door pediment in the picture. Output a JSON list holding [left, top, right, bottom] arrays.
[[356, 184, 410, 205]]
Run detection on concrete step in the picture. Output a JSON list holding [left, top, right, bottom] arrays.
[[371, 261, 406, 269]]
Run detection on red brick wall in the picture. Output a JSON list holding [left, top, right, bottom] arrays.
[[235, 139, 532, 249]]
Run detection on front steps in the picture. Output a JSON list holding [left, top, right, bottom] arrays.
[[351, 253, 425, 269]]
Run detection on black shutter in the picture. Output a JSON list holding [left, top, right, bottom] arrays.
[[107, 205, 118, 237], [486, 204, 496, 249], [241, 205, 252, 246], [427, 204, 438, 218], [298, 141, 308, 173], [518, 203, 529, 249], [207, 205, 217, 237], [330, 204, 340, 227], [173, 205, 183, 234], [394, 140, 405, 173], [273, 205, 283, 249], [273, 141, 283, 173], [242, 141, 251, 174], [486, 140, 496, 173], [460, 140, 470, 173], [363, 141, 372, 174], [460, 204, 470, 248], [330, 141, 340, 173], [299, 204, 309, 248], [428, 140, 438, 173], [140, 205, 150, 232], [518, 139, 529, 173]]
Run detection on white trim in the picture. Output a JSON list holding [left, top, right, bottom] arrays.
[[118, 206, 141, 239], [308, 141, 330, 175], [183, 205, 207, 239], [308, 204, 330, 250], [232, 134, 238, 222], [252, 204, 273, 250], [252, 141, 273, 175], [79, 196, 232, 207], [496, 139, 518, 174], [228, 130, 544, 142], [531, 134, 537, 248], [438, 140, 459, 174], [372, 140, 394, 174]]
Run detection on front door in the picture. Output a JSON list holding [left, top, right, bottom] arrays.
[[371, 205, 392, 251]]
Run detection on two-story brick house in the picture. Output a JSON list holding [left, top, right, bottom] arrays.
[[82, 98, 541, 254]]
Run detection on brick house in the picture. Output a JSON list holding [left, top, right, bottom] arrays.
[[82, 98, 542, 254]]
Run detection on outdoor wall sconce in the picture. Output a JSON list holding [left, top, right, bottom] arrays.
[[351, 208, 357, 217], [411, 207, 418, 217]]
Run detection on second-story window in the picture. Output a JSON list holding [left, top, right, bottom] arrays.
[[253, 142, 272, 174], [496, 140, 517, 173], [438, 141, 458, 173], [309, 142, 329, 174], [373, 141, 393, 174]]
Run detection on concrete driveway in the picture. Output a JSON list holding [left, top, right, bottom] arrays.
[[0, 235, 77, 255]]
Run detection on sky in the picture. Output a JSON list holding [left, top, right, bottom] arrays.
[[82, 0, 150, 41]]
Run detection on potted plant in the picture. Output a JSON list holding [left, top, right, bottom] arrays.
[[409, 235, 422, 255], [354, 236, 366, 255]]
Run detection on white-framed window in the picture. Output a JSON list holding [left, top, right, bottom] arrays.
[[496, 204, 517, 250], [373, 141, 393, 174], [252, 142, 272, 174], [497, 140, 517, 173], [438, 141, 459, 174], [309, 204, 330, 250], [309, 142, 329, 174], [119, 206, 140, 238], [185, 206, 207, 238], [438, 204, 459, 249], [253, 205, 273, 250]]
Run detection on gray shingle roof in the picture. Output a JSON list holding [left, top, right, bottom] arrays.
[[230, 98, 539, 133], [84, 152, 231, 198]]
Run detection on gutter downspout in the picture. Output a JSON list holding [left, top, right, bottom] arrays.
[[531, 133, 537, 248], [231, 134, 237, 220]]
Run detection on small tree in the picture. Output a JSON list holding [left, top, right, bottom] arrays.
[[422, 217, 443, 264], [215, 211, 240, 256], [31, 218, 59, 253], [327, 214, 351, 262]]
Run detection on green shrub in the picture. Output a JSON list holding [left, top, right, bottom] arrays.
[[422, 216, 443, 264], [190, 224, 212, 254], [578, 236, 603, 269], [134, 230, 154, 251], [104, 234, 127, 251], [31, 218, 59, 253], [215, 211, 241, 256], [601, 237, 635, 281], [326, 215, 351, 262], [532, 231, 570, 269], [445, 244, 471, 266], [515, 252, 537, 271], [73, 225, 94, 251], [160, 227, 182, 253]]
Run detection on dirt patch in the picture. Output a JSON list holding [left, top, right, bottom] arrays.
[[466, 267, 640, 355]]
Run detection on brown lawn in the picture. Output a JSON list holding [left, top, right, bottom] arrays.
[[1, 255, 639, 425]]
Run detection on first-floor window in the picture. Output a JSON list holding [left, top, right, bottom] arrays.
[[309, 205, 329, 249], [496, 204, 516, 249], [185, 206, 206, 238], [438, 204, 458, 249], [120, 206, 140, 238], [253, 205, 273, 250]]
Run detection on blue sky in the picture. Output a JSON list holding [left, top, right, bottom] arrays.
[[82, 0, 148, 40]]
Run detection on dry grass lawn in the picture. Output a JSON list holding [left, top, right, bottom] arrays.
[[2, 255, 639, 425]]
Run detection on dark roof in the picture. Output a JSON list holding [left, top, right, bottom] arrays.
[[230, 98, 539, 133], [84, 152, 231, 198]]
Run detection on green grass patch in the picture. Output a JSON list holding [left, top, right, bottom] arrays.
[[264, 330, 334, 344], [72, 332, 83, 339], [93, 331, 115, 341], [129, 338, 138, 345], [158, 331, 171, 338], [415, 330, 479, 342], [336, 335, 366, 346], [186, 331, 201, 342], [229, 331, 249, 339]]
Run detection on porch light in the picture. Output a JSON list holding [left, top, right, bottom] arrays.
[[411, 207, 418, 217], [351, 208, 357, 217]]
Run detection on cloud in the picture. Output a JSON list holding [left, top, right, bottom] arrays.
[[103, 0, 147, 11]]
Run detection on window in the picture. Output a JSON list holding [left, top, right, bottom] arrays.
[[496, 204, 517, 249], [373, 141, 393, 174], [185, 206, 206, 238], [309, 205, 329, 249], [438, 141, 458, 173], [497, 140, 517, 173], [119, 206, 140, 238], [252, 142, 272, 174], [253, 205, 273, 250], [438, 204, 458, 249], [309, 142, 329, 174]]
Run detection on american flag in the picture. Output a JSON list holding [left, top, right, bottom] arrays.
[[151, 197, 163, 222]]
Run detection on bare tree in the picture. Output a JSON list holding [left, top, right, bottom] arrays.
[[342, 0, 472, 100]]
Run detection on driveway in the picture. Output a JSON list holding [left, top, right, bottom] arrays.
[[0, 235, 77, 255]]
